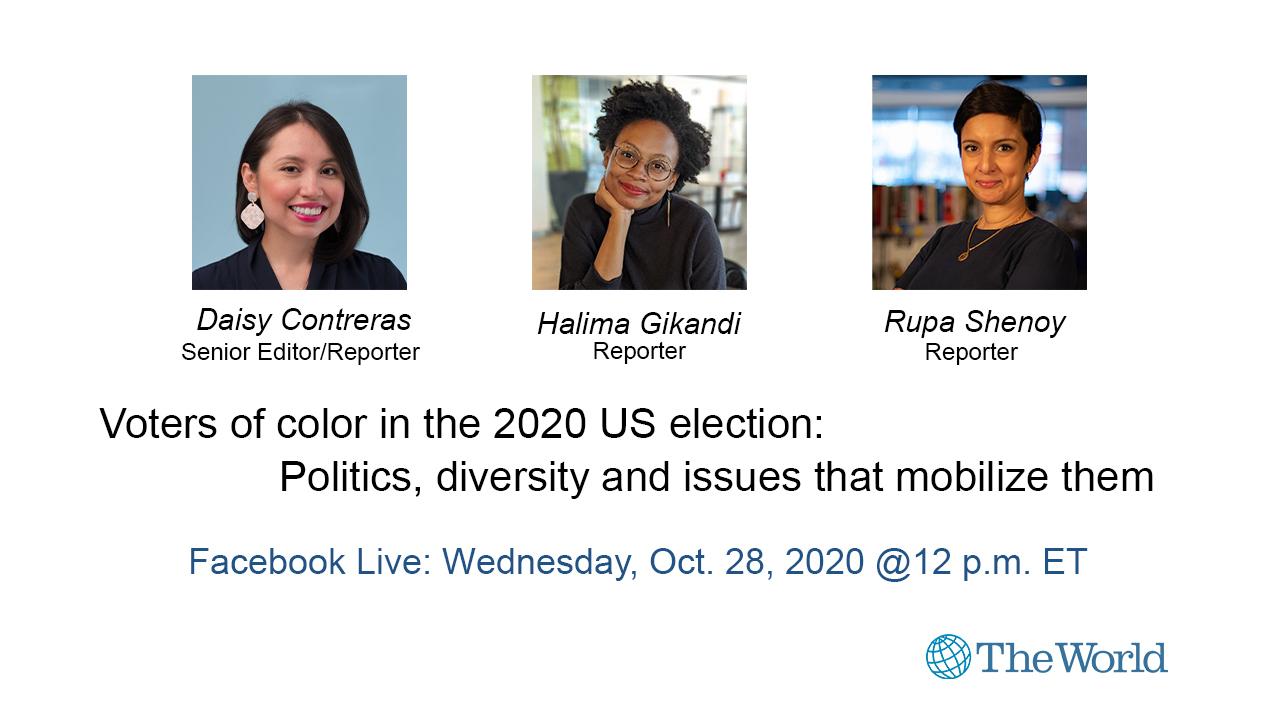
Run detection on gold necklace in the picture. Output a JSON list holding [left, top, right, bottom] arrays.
[[958, 209, 1029, 262]]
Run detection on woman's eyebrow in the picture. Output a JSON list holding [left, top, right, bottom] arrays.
[[274, 155, 339, 163], [617, 141, 671, 159]]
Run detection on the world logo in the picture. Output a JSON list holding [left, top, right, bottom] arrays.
[[926, 634, 972, 679]]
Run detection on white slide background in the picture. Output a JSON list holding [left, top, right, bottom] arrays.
[[2, 2, 1275, 717]]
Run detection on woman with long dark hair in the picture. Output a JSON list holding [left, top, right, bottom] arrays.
[[193, 102, 405, 290]]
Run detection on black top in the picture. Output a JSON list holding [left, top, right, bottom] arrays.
[[192, 240, 406, 290], [559, 192, 726, 290], [896, 217, 1077, 290]]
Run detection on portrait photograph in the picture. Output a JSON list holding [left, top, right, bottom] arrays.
[[532, 75, 748, 290], [872, 75, 1087, 290], [192, 75, 408, 290]]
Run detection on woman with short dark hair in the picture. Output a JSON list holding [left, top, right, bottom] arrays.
[[559, 82, 725, 290], [895, 82, 1076, 290], [193, 102, 405, 290]]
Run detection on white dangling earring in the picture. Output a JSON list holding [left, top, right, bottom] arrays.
[[240, 191, 265, 230]]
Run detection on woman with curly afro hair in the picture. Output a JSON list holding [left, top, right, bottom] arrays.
[[559, 81, 725, 289]]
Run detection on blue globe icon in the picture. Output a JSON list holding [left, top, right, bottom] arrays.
[[926, 634, 972, 679]]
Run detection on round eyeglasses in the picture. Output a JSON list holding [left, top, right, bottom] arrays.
[[610, 145, 675, 182]]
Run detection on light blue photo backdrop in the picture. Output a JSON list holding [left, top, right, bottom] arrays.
[[192, 75, 408, 278]]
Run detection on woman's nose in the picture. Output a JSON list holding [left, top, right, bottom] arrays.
[[299, 171, 322, 196], [977, 150, 997, 173]]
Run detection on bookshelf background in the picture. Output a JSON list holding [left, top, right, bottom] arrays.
[[873, 184, 972, 289]]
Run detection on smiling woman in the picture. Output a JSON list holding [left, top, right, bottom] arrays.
[[192, 102, 406, 290], [895, 82, 1077, 290], [559, 82, 725, 290]]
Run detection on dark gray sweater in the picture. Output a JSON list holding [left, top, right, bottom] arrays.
[[558, 192, 726, 290]]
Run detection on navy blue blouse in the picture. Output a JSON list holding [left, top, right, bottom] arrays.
[[896, 217, 1077, 290], [193, 240, 406, 290]]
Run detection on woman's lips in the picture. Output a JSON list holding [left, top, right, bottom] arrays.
[[619, 181, 648, 197], [975, 180, 1002, 189], [290, 203, 326, 223]]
